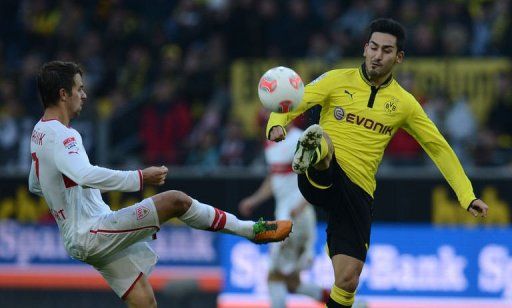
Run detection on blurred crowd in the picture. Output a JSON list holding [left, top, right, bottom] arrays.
[[0, 0, 511, 173]]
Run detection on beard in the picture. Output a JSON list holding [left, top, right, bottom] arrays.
[[367, 64, 391, 81]]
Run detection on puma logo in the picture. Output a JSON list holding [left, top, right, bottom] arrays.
[[344, 90, 354, 99]]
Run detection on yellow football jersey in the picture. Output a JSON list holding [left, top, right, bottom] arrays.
[[266, 64, 476, 209]]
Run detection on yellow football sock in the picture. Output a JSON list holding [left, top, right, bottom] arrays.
[[330, 285, 355, 306]]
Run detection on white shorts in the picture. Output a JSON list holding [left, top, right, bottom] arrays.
[[268, 204, 317, 275], [85, 198, 160, 298]]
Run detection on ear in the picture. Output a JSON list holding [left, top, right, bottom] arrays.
[[396, 50, 404, 64], [363, 43, 368, 57], [59, 88, 68, 101]]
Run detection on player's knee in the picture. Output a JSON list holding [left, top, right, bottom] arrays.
[[164, 190, 192, 215], [142, 294, 157, 308], [334, 271, 359, 293], [285, 275, 300, 293], [268, 271, 285, 282], [126, 292, 157, 308]]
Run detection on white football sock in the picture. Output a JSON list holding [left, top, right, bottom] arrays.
[[296, 282, 323, 300], [179, 199, 254, 239], [268, 281, 287, 308]]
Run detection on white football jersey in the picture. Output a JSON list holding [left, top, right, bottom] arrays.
[[264, 127, 304, 220], [28, 119, 142, 259]]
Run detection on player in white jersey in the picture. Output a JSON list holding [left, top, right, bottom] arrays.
[[239, 115, 329, 308], [28, 61, 293, 308]]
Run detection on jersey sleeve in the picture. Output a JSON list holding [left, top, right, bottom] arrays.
[[266, 71, 332, 138], [402, 97, 476, 209], [53, 131, 143, 192], [28, 161, 43, 197]]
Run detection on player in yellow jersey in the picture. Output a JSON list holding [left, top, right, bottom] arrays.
[[265, 18, 489, 308]]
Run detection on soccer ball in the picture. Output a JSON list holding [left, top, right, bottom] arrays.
[[257, 66, 304, 113]]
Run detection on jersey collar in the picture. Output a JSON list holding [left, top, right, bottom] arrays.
[[359, 63, 393, 88]]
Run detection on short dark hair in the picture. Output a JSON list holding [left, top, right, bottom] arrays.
[[37, 61, 83, 109], [368, 18, 406, 52]]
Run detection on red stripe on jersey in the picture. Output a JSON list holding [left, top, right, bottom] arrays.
[[31, 153, 39, 179], [264, 140, 275, 148], [62, 175, 77, 188], [270, 164, 293, 174], [138, 169, 143, 191]]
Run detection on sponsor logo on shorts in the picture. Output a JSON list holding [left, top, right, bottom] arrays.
[[136, 206, 150, 220]]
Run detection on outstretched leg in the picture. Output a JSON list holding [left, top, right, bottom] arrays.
[[152, 190, 292, 243]]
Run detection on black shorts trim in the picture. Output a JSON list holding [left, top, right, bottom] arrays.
[[298, 154, 373, 261]]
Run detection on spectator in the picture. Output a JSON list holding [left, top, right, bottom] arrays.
[[282, 0, 321, 57], [257, 0, 285, 57], [0, 98, 23, 171], [385, 72, 424, 165], [444, 96, 477, 165], [186, 130, 220, 171], [140, 79, 192, 165], [118, 44, 152, 101], [219, 119, 249, 166], [484, 72, 512, 165], [0, 0, 511, 172]]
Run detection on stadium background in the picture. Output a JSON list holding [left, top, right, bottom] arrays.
[[1, 0, 511, 307]]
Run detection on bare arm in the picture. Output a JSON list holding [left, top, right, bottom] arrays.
[[290, 197, 309, 218], [238, 175, 273, 217]]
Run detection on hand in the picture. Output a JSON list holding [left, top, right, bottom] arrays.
[[269, 126, 285, 142], [291, 200, 308, 218], [297, 249, 314, 270], [290, 206, 304, 218], [238, 197, 256, 217], [142, 166, 168, 186], [467, 199, 489, 217]]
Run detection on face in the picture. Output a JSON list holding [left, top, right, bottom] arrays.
[[63, 73, 87, 118], [363, 32, 404, 80]]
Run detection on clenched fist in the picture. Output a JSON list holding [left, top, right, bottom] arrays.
[[269, 126, 286, 142], [142, 166, 168, 186], [467, 199, 489, 218]]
